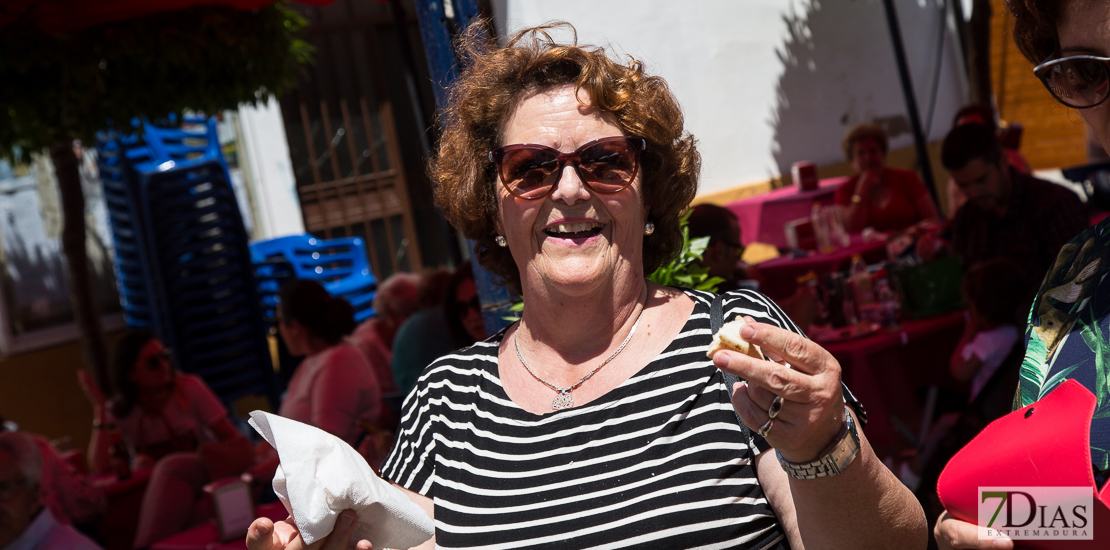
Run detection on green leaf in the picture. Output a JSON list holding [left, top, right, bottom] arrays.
[[687, 236, 710, 258], [1018, 328, 1050, 407], [646, 210, 725, 293], [696, 276, 727, 291], [1077, 307, 1110, 411], [1037, 365, 1078, 400]]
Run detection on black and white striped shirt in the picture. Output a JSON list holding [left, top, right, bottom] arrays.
[[383, 290, 822, 549]]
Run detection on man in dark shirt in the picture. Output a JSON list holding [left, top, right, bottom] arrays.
[[941, 124, 1087, 304]]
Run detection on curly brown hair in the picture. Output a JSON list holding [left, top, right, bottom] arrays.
[[430, 21, 700, 294], [1007, 0, 1065, 65], [841, 123, 888, 162]]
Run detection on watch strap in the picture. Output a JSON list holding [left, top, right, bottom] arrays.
[[777, 406, 860, 479]]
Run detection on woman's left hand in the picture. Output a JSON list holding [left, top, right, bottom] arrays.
[[710, 317, 846, 463]]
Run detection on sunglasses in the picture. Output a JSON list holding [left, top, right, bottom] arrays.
[[147, 348, 174, 371], [456, 296, 481, 314], [489, 136, 646, 200], [1033, 54, 1110, 109]]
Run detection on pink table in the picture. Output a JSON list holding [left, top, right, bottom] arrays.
[[727, 177, 848, 248], [754, 235, 887, 301], [151, 501, 287, 550], [822, 310, 968, 454]]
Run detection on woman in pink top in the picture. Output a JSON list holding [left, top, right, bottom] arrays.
[[276, 280, 382, 445], [835, 123, 940, 233], [79, 330, 247, 548]]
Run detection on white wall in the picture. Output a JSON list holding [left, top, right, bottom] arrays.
[[492, 0, 968, 196], [237, 96, 305, 240]]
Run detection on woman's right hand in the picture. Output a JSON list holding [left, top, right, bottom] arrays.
[[934, 511, 1016, 549], [77, 369, 106, 410], [247, 510, 370, 550], [855, 168, 882, 198]]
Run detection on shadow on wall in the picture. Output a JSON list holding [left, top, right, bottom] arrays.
[[769, 0, 955, 185], [0, 159, 120, 337]]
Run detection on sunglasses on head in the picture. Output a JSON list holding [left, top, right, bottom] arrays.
[[1033, 54, 1110, 109], [489, 136, 646, 200]]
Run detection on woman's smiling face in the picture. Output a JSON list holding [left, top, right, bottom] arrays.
[[496, 85, 646, 297]]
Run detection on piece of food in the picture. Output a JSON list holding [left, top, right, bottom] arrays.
[[707, 318, 765, 360]]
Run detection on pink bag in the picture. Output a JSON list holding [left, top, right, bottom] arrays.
[[937, 380, 1110, 549]]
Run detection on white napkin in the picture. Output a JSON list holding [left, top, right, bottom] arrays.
[[248, 411, 434, 548]]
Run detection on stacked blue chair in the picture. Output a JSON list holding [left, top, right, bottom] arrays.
[[96, 116, 278, 407], [250, 234, 378, 325], [95, 131, 158, 328]]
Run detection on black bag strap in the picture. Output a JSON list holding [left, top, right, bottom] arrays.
[[711, 293, 752, 443]]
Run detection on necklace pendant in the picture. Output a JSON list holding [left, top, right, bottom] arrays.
[[552, 391, 574, 411]]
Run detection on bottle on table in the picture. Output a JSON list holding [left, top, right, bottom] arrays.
[[798, 271, 830, 327], [875, 275, 902, 329], [811, 202, 833, 253], [849, 255, 880, 325], [107, 428, 131, 480]]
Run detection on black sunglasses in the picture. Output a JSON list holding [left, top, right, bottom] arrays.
[[1033, 54, 1110, 109], [147, 348, 174, 371], [489, 136, 646, 200], [456, 295, 481, 314]]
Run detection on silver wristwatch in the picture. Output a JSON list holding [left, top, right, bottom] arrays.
[[776, 406, 860, 479]]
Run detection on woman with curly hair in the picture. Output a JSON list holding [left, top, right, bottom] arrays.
[[248, 22, 925, 550]]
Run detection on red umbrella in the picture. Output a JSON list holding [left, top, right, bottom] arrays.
[[0, 0, 335, 33]]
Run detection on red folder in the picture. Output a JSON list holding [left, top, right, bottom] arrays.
[[937, 380, 1110, 548]]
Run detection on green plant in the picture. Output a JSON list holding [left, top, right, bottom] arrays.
[[648, 210, 726, 291]]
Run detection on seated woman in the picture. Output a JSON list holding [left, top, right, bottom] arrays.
[[79, 330, 248, 548], [276, 280, 382, 445], [250, 22, 926, 550], [835, 123, 940, 233]]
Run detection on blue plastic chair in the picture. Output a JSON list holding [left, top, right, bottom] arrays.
[[249, 234, 378, 324], [95, 132, 159, 328], [139, 158, 277, 406]]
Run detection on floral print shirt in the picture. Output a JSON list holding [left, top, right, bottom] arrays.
[[1016, 215, 1110, 469]]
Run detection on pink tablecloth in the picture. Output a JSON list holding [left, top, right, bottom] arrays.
[[822, 310, 969, 453], [151, 501, 287, 550], [93, 470, 152, 550], [754, 235, 887, 301], [727, 177, 848, 248]]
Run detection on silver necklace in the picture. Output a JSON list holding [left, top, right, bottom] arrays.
[[513, 304, 646, 411]]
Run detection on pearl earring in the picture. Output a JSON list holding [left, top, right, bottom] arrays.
[[496, 235, 507, 247], [643, 223, 655, 236]]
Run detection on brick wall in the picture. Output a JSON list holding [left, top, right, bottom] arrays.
[[991, 0, 1088, 170]]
